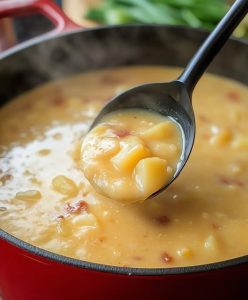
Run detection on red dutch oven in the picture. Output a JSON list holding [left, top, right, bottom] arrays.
[[0, 1, 248, 299]]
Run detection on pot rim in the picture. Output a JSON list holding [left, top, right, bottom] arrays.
[[1, 227, 248, 276], [1, 24, 248, 276], [0, 23, 247, 60]]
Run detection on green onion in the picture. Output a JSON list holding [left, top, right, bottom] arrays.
[[85, 0, 247, 37]]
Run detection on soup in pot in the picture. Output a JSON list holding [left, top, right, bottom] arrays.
[[0, 66, 248, 268]]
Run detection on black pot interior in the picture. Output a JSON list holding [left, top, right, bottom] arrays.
[[0, 25, 247, 105]]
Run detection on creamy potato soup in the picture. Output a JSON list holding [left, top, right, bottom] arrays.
[[82, 110, 183, 203], [0, 66, 248, 268]]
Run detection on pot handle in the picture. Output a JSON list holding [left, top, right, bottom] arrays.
[[0, 0, 82, 52], [0, 0, 81, 32]]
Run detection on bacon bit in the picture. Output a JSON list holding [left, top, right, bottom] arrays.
[[198, 115, 209, 123], [167, 186, 175, 192], [101, 75, 123, 85], [99, 236, 106, 243], [52, 97, 65, 107], [202, 133, 211, 140], [77, 201, 88, 211], [98, 97, 112, 103], [10, 126, 19, 134], [64, 201, 89, 215], [56, 215, 64, 221], [21, 103, 33, 111], [64, 203, 75, 214], [115, 129, 130, 138], [82, 191, 89, 197], [219, 176, 244, 187], [79, 97, 88, 103], [132, 256, 143, 261], [155, 215, 170, 225], [82, 97, 108, 103], [212, 223, 220, 230], [227, 91, 240, 102], [161, 252, 173, 263], [0, 174, 13, 185]]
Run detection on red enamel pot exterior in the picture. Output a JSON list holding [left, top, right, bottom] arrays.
[[0, 1, 248, 299], [1, 236, 248, 300]]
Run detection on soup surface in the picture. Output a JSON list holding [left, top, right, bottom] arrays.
[[0, 66, 248, 268], [82, 109, 183, 203]]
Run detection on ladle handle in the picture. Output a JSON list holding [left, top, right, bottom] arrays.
[[178, 0, 248, 96]]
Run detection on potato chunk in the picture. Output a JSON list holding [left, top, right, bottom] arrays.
[[177, 248, 193, 258], [204, 235, 221, 254], [71, 213, 98, 238], [210, 129, 232, 146], [111, 136, 151, 172], [71, 213, 98, 228], [232, 136, 248, 150], [135, 157, 171, 196], [97, 137, 120, 157], [16, 190, 41, 201], [141, 121, 176, 140], [82, 135, 120, 161], [52, 175, 78, 197], [148, 142, 179, 162]]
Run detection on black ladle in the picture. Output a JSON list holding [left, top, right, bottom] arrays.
[[91, 0, 248, 197]]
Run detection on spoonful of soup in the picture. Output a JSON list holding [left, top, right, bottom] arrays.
[[81, 0, 248, 203]]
